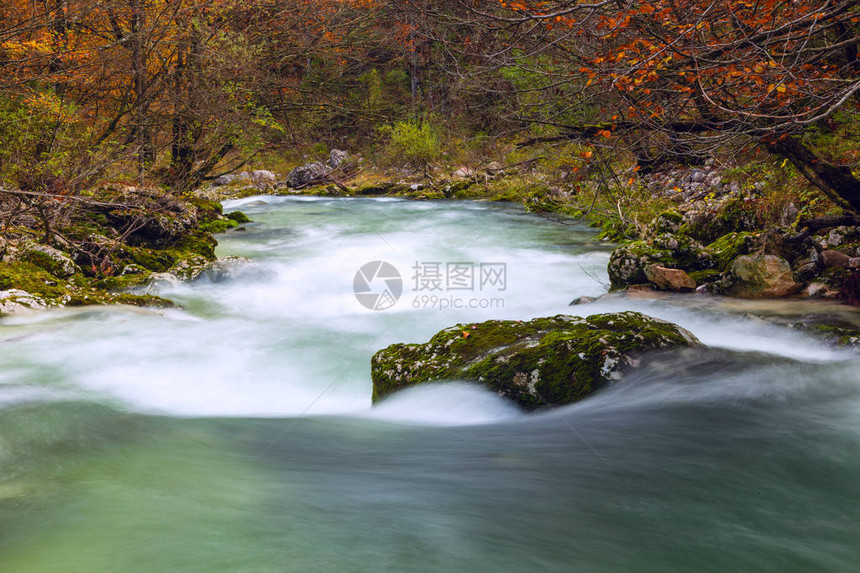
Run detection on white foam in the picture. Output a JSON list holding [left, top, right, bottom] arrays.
[[361, 382, 522, 426]]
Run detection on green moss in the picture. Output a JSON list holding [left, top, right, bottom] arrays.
[[353, 182, 410, 196], [0, 261, 66, 298], [688, 269, 722, 284], [707, 232, 755, 271], [176, 229, 217, 260], [224, 211, 251, 224], [107, 293, 175, 308], [91, 273, 151, 291], [648, 210, 684, 235], [18, 249, 67, 277], [115, 246, 177, 273], [188, 197, 223, 217], [820, 266, 851, 289], [199, 218, 239, 234]]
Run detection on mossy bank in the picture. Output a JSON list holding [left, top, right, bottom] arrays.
[[0, 186, 252, 315]]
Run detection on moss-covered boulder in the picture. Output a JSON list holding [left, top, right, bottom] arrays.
[[13, 242, 80, 278], [647, 210, 684, 236], [707, 232, 755, 271], [723, 255, 801, 297], [607, 241, 677, 287], [608, 233, 713, 289], [371, 311, 700, 409]]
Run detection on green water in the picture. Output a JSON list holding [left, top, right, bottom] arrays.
[[0, 198, 858, 572]]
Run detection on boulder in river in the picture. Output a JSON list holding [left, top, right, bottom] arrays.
[[607, 234, 713, 289], [371, 311, 700, 409], [724, 255, 800, 297], [644, 264, 696, 292]]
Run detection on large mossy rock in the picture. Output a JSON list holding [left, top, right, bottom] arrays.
[[607, 233, 713, 289], [723, 254, 800, 297], [371, 312, 700, 409]]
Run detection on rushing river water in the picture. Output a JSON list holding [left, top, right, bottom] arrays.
[[0, 197, 858, 572]]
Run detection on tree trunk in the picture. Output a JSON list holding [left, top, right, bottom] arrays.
[[768, 136, 860, 214], [130, 0, 153, 184]]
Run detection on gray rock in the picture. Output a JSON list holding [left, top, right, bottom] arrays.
[[569, 295, 596, 305], [781, 203, 799, 226], [252, 170, 277, 183], [690, 170, 706, 183], [0, 289, 49, 315], [850, 257, 860, 270], [195, 256, 253, 282], [327, 149, 350, 169], [804, 282, 836, 298], [166, 255, 211, 281], [121, 264, 148, 276], [286, 161, 330, 188], [212, 174, 236, 186], [452, 167, 476, 179], [608, 234, 713, 289]]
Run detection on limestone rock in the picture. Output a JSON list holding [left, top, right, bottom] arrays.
[[195, 256, 253, 282], [327, 149, 350, 169], [252, 170, 277, 183], [0, 289, 49, 315], [212, 174, 236, 186], [286, 161, 330, 188], [452, 167, 476, 179], [608, 234, 712, 289]]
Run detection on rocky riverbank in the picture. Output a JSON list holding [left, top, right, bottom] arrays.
[[0, 186, 251, 315], [606, 199, 860, 302]]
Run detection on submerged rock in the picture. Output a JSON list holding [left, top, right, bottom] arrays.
[[371, 311, 700, 409]]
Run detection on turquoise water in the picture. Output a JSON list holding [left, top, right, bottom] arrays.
[[0, 197, 857, 572]]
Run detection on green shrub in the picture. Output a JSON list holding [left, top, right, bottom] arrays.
[[381, 119, 442, 173]]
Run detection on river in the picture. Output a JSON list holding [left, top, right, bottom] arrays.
[[0, 197, 858, 572]]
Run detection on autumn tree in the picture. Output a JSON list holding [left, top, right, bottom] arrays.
[[434, 0, 860, 212]]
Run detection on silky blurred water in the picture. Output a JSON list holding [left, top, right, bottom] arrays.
[[0, 197, 857, 572]]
